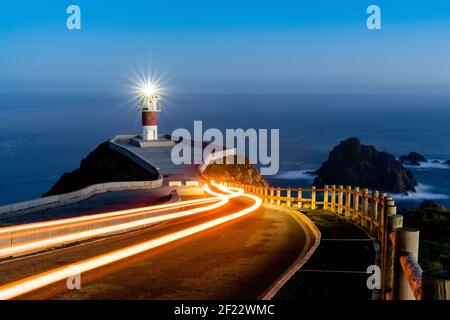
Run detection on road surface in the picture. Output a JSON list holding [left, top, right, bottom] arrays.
[[0, 185, 311, 300]]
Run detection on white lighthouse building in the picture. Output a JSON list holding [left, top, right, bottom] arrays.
[[139, 82, 161, 141], [130, 77, 174, 148]]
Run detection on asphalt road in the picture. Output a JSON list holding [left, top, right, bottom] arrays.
[[0, 193, 310, 300]]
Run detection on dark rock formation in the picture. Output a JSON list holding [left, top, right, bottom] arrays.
[[202, 155, 268, 187], [445, 160, 450, 165], [313, 138, 417, 193], [44, 142, 159, 196], [432, 160, 441, 164], [399, 151, 427, 163]]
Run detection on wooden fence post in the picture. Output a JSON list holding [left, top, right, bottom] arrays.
[[379, 193, 388, 239], [353, 187, 360, 222], [422, 271, 450, 300], [345, 186, 352, 218], [393, 227, 420, 300], [369, 190, 379, 232], [297, 188, 303, 209], [311, 186, 316, 210], [331, 185, 336, 212], [286, 189, 291, 207], [372, 191, 380, 227], [382, 210, 402, 299], [362, 188, 369, 228], [337, 185, 344, 214], [323, 185, 329, 210]]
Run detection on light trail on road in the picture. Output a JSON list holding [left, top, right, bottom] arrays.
[[0, 183, 262, 300], [0, 196, 223, 235], [0, 197, 223, 248], [0, 185, 240, 259]]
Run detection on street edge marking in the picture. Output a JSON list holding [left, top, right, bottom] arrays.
[[259, 205, 321, 300]]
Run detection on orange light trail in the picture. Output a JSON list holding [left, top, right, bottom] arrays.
[[0, 183, 262, 300], [0, 197, 222, 246], [0, 185, 238, 259], [0, 196, 222, 235]]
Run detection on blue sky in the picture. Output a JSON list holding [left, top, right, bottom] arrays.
[[1, 1, 450, 94]]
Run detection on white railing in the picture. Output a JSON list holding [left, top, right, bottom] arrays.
[[0, 179, 163, 218]]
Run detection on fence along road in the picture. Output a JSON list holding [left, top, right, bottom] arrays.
[[224, 182, 449, 300]]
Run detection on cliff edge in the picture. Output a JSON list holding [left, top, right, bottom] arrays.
[[44, 142, 159, 196]]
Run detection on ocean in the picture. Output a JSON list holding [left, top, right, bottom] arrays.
[[1, 93, 449, 209]]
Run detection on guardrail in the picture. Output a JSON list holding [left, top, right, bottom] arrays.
[[0, 190, 180, 258], [223, 182, 449, 300], [0, 179, 163, 218]]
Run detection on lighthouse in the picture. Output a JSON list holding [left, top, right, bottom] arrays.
[[139, 80, 161, 141]]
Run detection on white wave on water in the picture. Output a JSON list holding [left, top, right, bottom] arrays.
[[276, 170, 317, 180], [392, 184, 449, 201], [405, 160, 450, 170]]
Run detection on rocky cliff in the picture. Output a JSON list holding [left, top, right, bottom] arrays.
[[399, 151, 427, 165], [44, 142, 159, 196], [313, 138, 417, 193], [202, 156, 268, 187]]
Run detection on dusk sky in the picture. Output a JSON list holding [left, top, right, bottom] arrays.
[[1, 1, 450, 95]]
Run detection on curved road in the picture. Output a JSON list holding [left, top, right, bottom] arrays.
[[0, 185, 311, 300]]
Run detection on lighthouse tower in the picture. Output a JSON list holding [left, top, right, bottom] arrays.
[[139, 82, 161, 141]]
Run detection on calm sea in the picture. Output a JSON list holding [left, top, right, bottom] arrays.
[[1, 93, 449, 209]]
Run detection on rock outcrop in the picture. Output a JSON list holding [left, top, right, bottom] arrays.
[[313, 138, 417, 193], [400, 152, 427, 164], [44, 142, 159, 196], [202, 155, 268, 187], [445, 160, 450, 165]]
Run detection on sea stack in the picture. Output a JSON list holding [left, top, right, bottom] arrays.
[[313, 137, 417, 193], [399, 152, 427, 165]]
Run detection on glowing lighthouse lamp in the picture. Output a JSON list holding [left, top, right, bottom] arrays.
[[138, 80, 161, 141]]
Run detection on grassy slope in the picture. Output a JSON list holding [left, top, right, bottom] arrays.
[[401, 204, 450, 271]]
